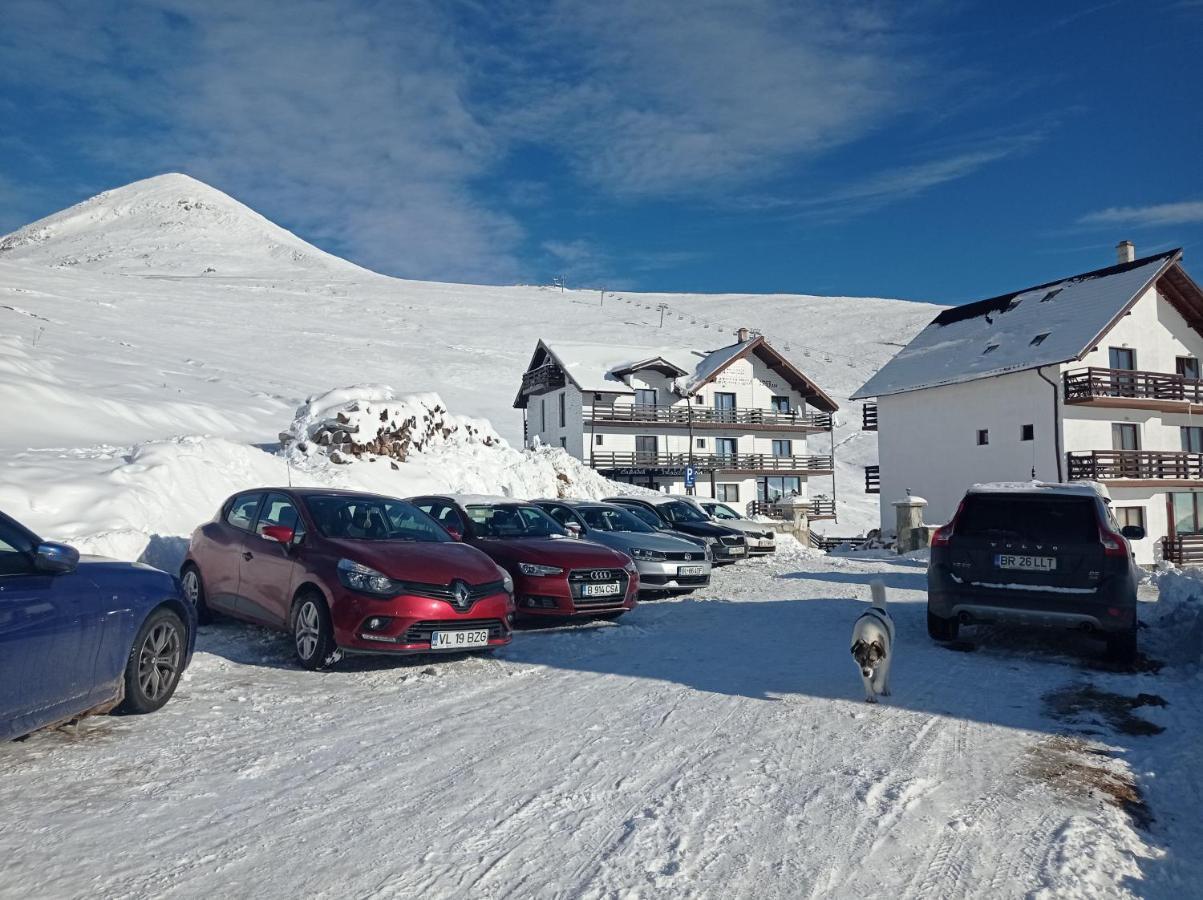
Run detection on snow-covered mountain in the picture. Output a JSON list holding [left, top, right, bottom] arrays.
[[0, 174, 941, 549], [0, 173, 369, 277]]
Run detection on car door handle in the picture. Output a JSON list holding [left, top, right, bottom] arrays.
[[243, 551, 254, 561]]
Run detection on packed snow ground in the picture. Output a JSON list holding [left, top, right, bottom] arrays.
[[2, 545, 1197, 899]]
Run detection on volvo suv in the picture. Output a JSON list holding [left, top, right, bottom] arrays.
[[927, 483, 1143, 662]]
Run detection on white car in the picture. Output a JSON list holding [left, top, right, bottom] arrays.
[[693, 500, 776, 554]]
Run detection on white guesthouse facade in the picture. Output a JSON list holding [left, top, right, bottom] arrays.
[[854, 244, 1203, 564], [514, 331, 839, 517]]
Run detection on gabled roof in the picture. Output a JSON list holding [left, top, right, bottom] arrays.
[[515, 336, 838, 412], [852, 250, 1190, 400]]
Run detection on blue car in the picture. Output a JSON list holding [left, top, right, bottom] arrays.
[[0, 510, 196, 742]]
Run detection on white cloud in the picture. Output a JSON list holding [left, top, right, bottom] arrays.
[[1078, 201, 1203, 229], [487, 0, 927, 197]]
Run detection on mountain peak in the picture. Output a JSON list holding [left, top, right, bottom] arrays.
[[0, 173, 371, 279]]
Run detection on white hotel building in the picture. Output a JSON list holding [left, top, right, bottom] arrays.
[[854, 244, 1203, 564], [514, 330, 839, 517]]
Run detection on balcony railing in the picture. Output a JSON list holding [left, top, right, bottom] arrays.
[[519, 364, 566, 397], [590, 452, 834, 473], [865, 465, 880, 494], [584, 404, 832, 430], [1067, 450, 1203, 482], [1163, 533, 1203, 565], [1064, 367, 1203, 405], [862, 403, 878, 431], [747, 497, 836, 520]]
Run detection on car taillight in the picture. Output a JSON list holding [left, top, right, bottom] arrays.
[[1099, 524, 1128, 558], [931, 499, 965, 547]]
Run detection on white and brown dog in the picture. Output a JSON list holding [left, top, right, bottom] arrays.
[[850, 580, 895, 703]]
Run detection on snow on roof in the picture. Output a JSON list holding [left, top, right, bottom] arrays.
[[541, 339, 754, 396], [852, 251, 1179, 399], [443, 493, 529, 506], [966, 480, 1110, 500]]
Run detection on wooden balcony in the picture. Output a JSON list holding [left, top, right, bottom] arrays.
[[584, 404, 832, 432], [1163, 533, 1203, 565], [862, 403, 878, 431], [1063, 367, 1203, 412], [590, 451, 834, 475], [865, 465, 880, 494], [518, 364, 566, 397], [1067, 449, 1203, 485], [747, 498, 836, 520]]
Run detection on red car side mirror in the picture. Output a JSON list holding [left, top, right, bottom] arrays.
[[445, 527, 463, 542], [262, 525, 295, 545]]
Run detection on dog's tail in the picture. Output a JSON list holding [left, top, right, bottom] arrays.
[[870, 578, 888, 610]]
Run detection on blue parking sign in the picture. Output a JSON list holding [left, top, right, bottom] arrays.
[[684, 465, 696, 488]]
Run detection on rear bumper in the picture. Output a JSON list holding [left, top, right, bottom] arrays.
[[927, 570, 1136, 633]]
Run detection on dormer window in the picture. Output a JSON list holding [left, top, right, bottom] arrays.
[[1040, 288, 1063, 302], [1030, 333, 1050, 346], [982, 344, 999, 355]]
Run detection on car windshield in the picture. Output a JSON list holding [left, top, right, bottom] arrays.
[[708, 503, 739, 519], [660, 500, 709, 523], [467, 504, 567, 539], [957, 495, 1098, 543], [579, 505, 655, 533], [305, 496, 449, 542], [621, 504, 665, 529]]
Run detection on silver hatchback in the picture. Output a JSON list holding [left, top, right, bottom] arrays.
[[534, 499, 712, 595]]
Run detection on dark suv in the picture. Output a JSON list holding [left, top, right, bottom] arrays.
[[927, 483, 1143, 661]]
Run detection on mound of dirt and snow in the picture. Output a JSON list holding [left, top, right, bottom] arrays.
[[0, 173, 369, 278], [0, 388, 641, 570]]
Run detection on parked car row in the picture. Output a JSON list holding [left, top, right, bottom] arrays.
[[2, 488, 770, 740]]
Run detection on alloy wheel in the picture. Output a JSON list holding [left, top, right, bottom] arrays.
[[295, 600, 320, 660], [181, 570, 200, 607], [137, 621, 182, 701]]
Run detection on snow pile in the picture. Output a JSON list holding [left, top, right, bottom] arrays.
[[283, 386, 499, 465], [0, 389, 642, 570], [1149, 566, 1203, 668]]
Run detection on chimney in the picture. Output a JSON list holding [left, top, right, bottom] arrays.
[[737, 327, 750, 342], [1117, 240, 1135, 264]]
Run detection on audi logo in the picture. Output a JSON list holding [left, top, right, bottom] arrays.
[[589, 570, 611, 580]]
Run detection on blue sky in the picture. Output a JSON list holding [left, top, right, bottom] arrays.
[[2, 0, 1201, 304]]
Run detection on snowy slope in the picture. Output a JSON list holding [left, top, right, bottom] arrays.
[[0, 175, 938, 541]]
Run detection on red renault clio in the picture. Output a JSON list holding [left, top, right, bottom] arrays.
[[181, 488, 515, 669], [409, 495, 640, 620]]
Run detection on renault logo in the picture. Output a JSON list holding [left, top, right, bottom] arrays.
[[451, 580, 471, 608]]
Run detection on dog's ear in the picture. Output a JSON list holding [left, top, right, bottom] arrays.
[[871, 640, 886, 659], [850, 639, 864, 655]]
